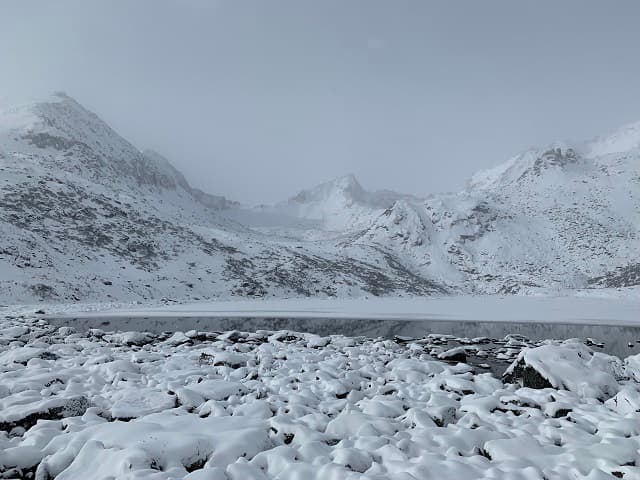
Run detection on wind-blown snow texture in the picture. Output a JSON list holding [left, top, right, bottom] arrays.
[[1, 93, 639, 304]]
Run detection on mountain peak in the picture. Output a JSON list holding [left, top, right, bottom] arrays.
[[0, 92, 121, 152], [289, 174, 364, 205], [331, 173, 362, 191], [583, 120, 640, 158], [0, 94, 202, 193], [467, 142, 581, 191], [271, 174, 416, 232], [0, 92, 82, 129], [469, 118, 640, 192]]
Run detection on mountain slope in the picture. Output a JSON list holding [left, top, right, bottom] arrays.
[[0, 93, 444, 304], [0, 93, 638, 305], [353, 140, 640, 294], [228, 174, 415, 239]]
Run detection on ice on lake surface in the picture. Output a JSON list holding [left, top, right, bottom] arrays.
[[44, 295, 640, 378], [47, 293, 640, 360]]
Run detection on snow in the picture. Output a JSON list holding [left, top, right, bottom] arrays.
[[3, 315, 640, 479], [584, 120, 640, 158], [626, 354, 640, 382], [1, 93, 640, 305], [504, 339, 625, 400], [467, 141, 576, 191], [270, 174, 403, 231], [605, 385, 640, 416], [2, 92, 640, 478], [468, 148, 543, 191]]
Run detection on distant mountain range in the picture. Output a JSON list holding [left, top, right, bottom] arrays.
[[0, 93, 638, 304]]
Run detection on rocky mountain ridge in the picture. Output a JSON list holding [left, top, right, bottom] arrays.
[[0, 93, 638, 304]]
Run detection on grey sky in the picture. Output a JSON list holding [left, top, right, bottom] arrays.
[[2, 1, 640, 204]]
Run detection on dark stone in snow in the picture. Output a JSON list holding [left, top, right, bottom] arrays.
[[0, 396, 90, 433], [503, 359, 553, 389]]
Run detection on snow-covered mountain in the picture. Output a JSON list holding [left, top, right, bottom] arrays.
[[0, 93, 638, 304], [275, 174, 409, 231], [0, 93, 442, 304], [225, 174, 416, 242], [355, 138, 639, 293]]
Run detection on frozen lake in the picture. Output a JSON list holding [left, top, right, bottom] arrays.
[[47, 295, 640, 359]]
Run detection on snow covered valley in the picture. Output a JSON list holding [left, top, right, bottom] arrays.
[[1, 92, 640, 478], [3, 315, 640, 479]]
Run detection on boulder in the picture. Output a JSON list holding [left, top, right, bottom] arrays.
[[437, 346, 467, 363], [503, 340, 624, 400]]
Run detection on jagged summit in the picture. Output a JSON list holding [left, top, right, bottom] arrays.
[[468, 143, 583, 191], [469, 119, 640, 192], [1, 92, 108, 141], [273, 174, 413, 231], [289, 174, 367, 205], [0, 94, 236, 206], [0, 93, 171, 189]]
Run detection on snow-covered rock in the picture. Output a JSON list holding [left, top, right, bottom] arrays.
[[437, 346, 467, 363], [504, 340, 625, 400], [623, 352, 640, 382], [2, 316, 640, 479], [605, 385, 640, 415]]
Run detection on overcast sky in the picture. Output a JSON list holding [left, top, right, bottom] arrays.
[[2, 1, 640, 203]]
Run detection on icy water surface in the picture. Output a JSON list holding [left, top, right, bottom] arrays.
[[48, 315, 640, 373]]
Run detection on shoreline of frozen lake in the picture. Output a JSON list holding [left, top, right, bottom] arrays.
[[44, 295, 640, 325], [40, 296, 640, 358], [39, 295, 640, 359], [46, 315, 640, 360]]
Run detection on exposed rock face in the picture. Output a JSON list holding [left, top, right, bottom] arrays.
[[589, 263, 640, 288], [503, 359, 553, 389]]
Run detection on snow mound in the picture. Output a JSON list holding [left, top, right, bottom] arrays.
[[504, 340, 625, 400], [605, 385, 640, 415], [2, 316, 640, 479]]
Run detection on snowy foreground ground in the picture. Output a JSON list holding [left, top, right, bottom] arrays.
[[3, 315, 640, 479]]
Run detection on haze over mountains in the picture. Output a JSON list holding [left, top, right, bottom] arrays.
[[0, 93, 638, 304]]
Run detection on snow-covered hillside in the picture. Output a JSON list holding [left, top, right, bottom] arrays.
[[354, 139, 640, 293], [0, 94, 442, 304], [0, 93, 638, 304]]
